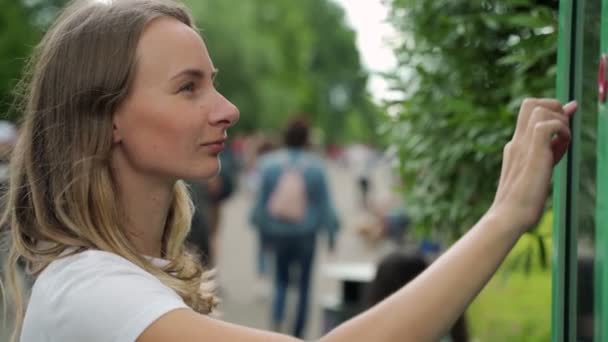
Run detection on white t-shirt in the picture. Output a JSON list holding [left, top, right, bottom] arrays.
[[20, 250, 189, 342]]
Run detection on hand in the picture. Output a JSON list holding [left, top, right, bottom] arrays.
[[490, 98, 577, 233]]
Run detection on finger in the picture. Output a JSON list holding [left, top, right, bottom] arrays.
[[551, 135, 571, 165], [532, 120, 571, 156], [497, 142, 513, 194], [530, 107, 570, 126], [563, 101, 578, 118], [515, 98, 564, 139], [534, 98, 567, 113], [514, 98, 538, 139], [525, 107, 570, 144]]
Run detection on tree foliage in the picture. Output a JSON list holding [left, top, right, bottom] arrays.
[[0, 0, 66, 122], [185, 0, 378, 143], [1, 0, 377, 144], [382, 0, 560, 240]]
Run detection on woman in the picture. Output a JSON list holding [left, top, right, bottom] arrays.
[[1, 0, 576, 341]]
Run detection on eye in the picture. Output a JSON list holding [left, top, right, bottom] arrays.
[[178, 81, 196, 93]]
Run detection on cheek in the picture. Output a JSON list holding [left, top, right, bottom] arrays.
[[123, 103, 200, 164], [140, 113, 182, 147]]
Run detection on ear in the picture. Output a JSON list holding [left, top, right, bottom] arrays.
[[112, 113, 122, 144]]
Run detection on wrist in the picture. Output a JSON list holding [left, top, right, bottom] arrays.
[[484, 204, 529, 239]]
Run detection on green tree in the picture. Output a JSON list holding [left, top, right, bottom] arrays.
[[2, 0, 376, 143], [185, 0, 378, 144], [0, 0, 66, 122], [0, 0, 39, 121], [382, 0, 560, 240]]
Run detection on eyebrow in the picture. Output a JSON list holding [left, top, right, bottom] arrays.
[[170, 68, 219, 81]]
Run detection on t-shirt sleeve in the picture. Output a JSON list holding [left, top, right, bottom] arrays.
[[44, 253, 189, 342]]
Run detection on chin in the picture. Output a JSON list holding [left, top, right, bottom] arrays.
[[184, 162, 220, 182]]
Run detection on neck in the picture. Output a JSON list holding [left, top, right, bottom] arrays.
[[111, 150, 174, 258]]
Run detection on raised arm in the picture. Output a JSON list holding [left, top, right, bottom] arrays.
[[139, 98, 576, 342], [320, 98, 577, 341]]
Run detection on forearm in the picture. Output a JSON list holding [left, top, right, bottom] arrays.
[[321, 209, 521, 342], [319, 98, 577, 342]]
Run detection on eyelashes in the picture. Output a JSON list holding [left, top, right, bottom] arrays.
[[178, 81, 196, 93]]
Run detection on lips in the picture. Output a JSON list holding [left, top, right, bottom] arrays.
[[201, 138, 226, 154], [202, 138, 226, 146]]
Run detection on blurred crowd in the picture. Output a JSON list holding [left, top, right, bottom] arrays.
[[180, 116, 466, 340]]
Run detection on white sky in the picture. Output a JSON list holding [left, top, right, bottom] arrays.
[[331, 0, 398, 104]]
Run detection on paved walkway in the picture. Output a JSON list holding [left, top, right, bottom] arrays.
[[216, 160, 395, 340]]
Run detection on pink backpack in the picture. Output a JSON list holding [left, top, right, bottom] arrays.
[[267, 163, 308, 223]]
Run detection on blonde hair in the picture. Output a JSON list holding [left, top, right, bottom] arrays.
[[1, 0, 216, 340]]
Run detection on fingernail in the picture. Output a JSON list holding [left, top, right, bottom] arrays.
[[563, 100, 578, 114]]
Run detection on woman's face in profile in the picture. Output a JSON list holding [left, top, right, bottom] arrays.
[[112, 16, 239, 182]]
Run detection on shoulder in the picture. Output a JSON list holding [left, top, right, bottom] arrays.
[[260, 150, 285, 162], [258, 150, 288, 170], [259, 150, 324, 172], [301, 151, 324, 168], [34, 250, 166, 293], [292, 151, 325, 176], [21, 250, 187, 342]]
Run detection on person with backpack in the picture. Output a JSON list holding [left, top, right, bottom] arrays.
[[250, 117, 340, 338]]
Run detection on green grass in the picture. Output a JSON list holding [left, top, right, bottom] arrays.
[[467, 212, 553, 341], [468, 269, 551, 341]]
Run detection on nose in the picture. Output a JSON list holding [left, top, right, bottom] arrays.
[[209, 91, 239, 128]]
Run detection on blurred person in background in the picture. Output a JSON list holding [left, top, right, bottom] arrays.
[[228, 134, 246, 169], [357, 189, 410, 246], [244, 134, 276, 193], [0, 120, 18, 264], [346, 143, 376, 209], [250, 117, 340, 337], [356, 161, 410, 246], [0, 0, 579, 341], [367, 252, 469, 342], [186, 148, 236, 284], [249, 137, 278, 280], [0, 120, 18, 197], [185, 180, 212, 267], [0, 121, 19, 342], [205, 148, 238, 266]]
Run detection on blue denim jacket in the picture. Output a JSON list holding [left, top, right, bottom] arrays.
[[249, 148, 340, 245]]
